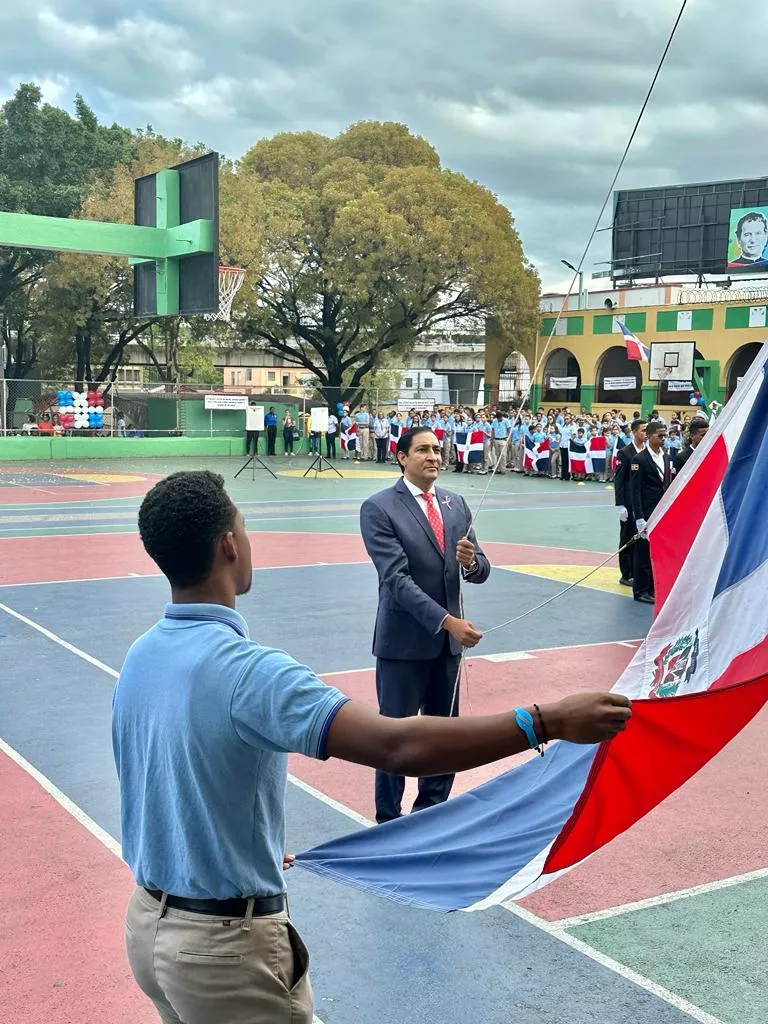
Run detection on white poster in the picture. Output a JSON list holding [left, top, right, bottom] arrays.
[[612, 316, 624, 334], [549, 376, 577, 390], [246, 405, 264, 431], [204, 394, 248, 410], [749, 306, 767, 328], [603, 376, 637, 391], [310, 406, 329, 433], [398, 398, 434, 412], [676, 310, 693, 332], [666, 380, 694, 392], [553, 318, 567, 336]]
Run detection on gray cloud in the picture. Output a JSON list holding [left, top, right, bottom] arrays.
[[3, 0, 768, 289]]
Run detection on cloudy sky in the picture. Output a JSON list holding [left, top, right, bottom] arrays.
[[2, 0, 766, 290]]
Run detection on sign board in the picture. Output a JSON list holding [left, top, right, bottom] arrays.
[[548, 376, 578, 390], [397, 398, 434, 412], [603, 376, 638, 391], [204, 394, 248, 411], [310, 406, 329, 433], [666, 380, 694, 392], [246, 405, 264, 431]]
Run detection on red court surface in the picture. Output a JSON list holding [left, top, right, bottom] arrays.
[[298, 646, 768, 922], [0, 532, 614, 586], [0, 752, 152, 1024], [0, 473, 160, 505]]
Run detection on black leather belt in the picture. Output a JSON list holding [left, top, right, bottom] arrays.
[[145, 888, 285, 917]]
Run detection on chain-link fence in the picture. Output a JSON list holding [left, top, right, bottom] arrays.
[[0, 376, 528, 440]]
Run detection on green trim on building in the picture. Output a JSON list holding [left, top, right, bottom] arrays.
[[539, 316, 584, 338], [579, 385, 595, 412], [593, 312, 646, 336], [724, 305, 766, 329], [641, 384, 657, 417], [656, 308, 714, 332], [692, 309, 714, 330]]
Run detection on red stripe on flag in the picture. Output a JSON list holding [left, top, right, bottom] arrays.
[[543, 674, 768, 875], [650, 436, 729, 611]]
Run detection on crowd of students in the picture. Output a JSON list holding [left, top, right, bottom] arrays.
[[326, 403, 705, 481]]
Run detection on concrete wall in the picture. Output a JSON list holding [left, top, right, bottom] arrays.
[[0, 437, 249, 461]]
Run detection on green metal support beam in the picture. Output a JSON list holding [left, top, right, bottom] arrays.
[[154, 169, 181, 315], [0, 210, 213, 260]]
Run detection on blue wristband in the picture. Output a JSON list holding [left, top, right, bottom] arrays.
[[514, 707, 542, 755]]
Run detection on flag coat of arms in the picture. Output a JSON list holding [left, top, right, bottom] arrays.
[[340, 422, 357, 452], [296, 342, 768, 912], [617, 320, 651, 362], [388, 422, 403, 454], [567, 436, 588, 474], [523, 435, 550, 473], [587, 434, 607, 474], [454, 429, 485, 465]]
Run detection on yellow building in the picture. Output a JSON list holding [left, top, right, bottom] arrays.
[[489, 292, 768, 416], [222, 365, 307, 393]]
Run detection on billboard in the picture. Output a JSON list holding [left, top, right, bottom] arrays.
[[727, 208, 768, 270], [611, 176, 768, 281]]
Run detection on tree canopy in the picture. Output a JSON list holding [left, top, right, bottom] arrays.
[[225, 121, 539, 404]]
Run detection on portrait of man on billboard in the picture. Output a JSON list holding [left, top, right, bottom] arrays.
[[728, 208, 768, 269]]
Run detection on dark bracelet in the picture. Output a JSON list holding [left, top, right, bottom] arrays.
[[533, 703, 549, 745]]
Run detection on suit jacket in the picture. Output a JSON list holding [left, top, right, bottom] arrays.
[[673, 444, 694, 475], [360, 477, 491, 660], [614, 442, 643, 510], [628, 447, 672, 522]]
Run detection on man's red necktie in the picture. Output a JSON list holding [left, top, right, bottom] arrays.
[[420, 492, 445, 553]]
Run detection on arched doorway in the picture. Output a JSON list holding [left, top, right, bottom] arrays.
[[726, 343, 762, 398], [499, 351, 532, 405], [596, 346, 641, 405], [657, 347, 704, 406], [542, 348, 581, 405]]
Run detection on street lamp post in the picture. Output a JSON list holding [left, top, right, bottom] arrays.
[[561, 259, 585, 310]]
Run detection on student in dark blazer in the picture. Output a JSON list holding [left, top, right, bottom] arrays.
[[613, 418, 647, 587], [360, 426, 491, 823], [628, 421, 672, 604], [673, 417, 709, 475]]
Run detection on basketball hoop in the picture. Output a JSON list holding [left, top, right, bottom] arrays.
[[203, 266, 246, 322]]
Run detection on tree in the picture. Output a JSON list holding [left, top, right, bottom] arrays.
[[225, 121, 539, 406], [0, 84, 132, 379]]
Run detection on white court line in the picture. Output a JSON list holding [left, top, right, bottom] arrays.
[[617, 640, 641, 648], [479, 652, 536, 663], [505, 903, 726, 1024], [0, 603, 729, 1023], [0, 561, 369, 590], [554, 866, 768, 930], [0, 738, 327, 1024]]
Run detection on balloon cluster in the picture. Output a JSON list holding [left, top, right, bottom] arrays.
[[57, 389, 104, 430], [688, 390, 706, 408]]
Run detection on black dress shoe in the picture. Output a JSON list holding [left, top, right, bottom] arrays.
[[634, 594, 655, 604], [619, 577, 633, 587]]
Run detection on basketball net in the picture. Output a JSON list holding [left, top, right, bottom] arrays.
[[203, 266, 246, 322]]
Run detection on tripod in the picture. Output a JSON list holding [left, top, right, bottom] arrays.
[[235, 436, 278, 480], [303, 433, 343, 478]]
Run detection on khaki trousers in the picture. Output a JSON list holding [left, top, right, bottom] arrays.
[[125, 887, 313, 1024]]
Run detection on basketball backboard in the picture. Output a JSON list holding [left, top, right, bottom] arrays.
[[649, 341, 696, 382], [133, 152, 219, 317]]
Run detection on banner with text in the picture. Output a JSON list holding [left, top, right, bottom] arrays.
[[603, 376, 638, 391], [397, 399, 435, 412], [548, 376, 578, 390], [204, 395, 248, 410]]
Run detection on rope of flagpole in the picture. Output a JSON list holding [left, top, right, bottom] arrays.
[[464, 0, 690, 535], [446, 0, 689, 712]]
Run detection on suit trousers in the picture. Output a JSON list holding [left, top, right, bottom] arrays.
[[633, 537, 654, 598], [375, 639, 461, 823], [618, 517, 635, 581]]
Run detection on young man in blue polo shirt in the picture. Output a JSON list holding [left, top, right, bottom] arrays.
[[113, 470, 631, 1024]]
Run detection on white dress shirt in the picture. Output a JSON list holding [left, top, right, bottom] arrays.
[[402, 475, 443, 526], [648, 445, 666, 478]]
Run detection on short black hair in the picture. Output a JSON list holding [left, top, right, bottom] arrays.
[[646, 420, 666, 438], [138, 471, 236, 587], [631, 417, 647, 432], [396, 427, 437, 472], [689, 417, 709, 437]]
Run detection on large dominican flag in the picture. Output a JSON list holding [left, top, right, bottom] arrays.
[[567, 436, 588, 474], [296, 342, 768, 911], [617, 320, 651, 362], [340, 422, 357, 453], [524, 435, 550, 473], [454, 428, 485, 465]]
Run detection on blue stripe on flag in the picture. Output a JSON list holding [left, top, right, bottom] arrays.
[[715, 364, 768, 598], [296, 740, 598, 911]]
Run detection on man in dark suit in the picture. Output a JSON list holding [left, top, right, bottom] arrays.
[[613, 417, 647, 588], [674, 417, 709, 476], [360, 426, 491, 823], [628, 421, 672, 604]]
